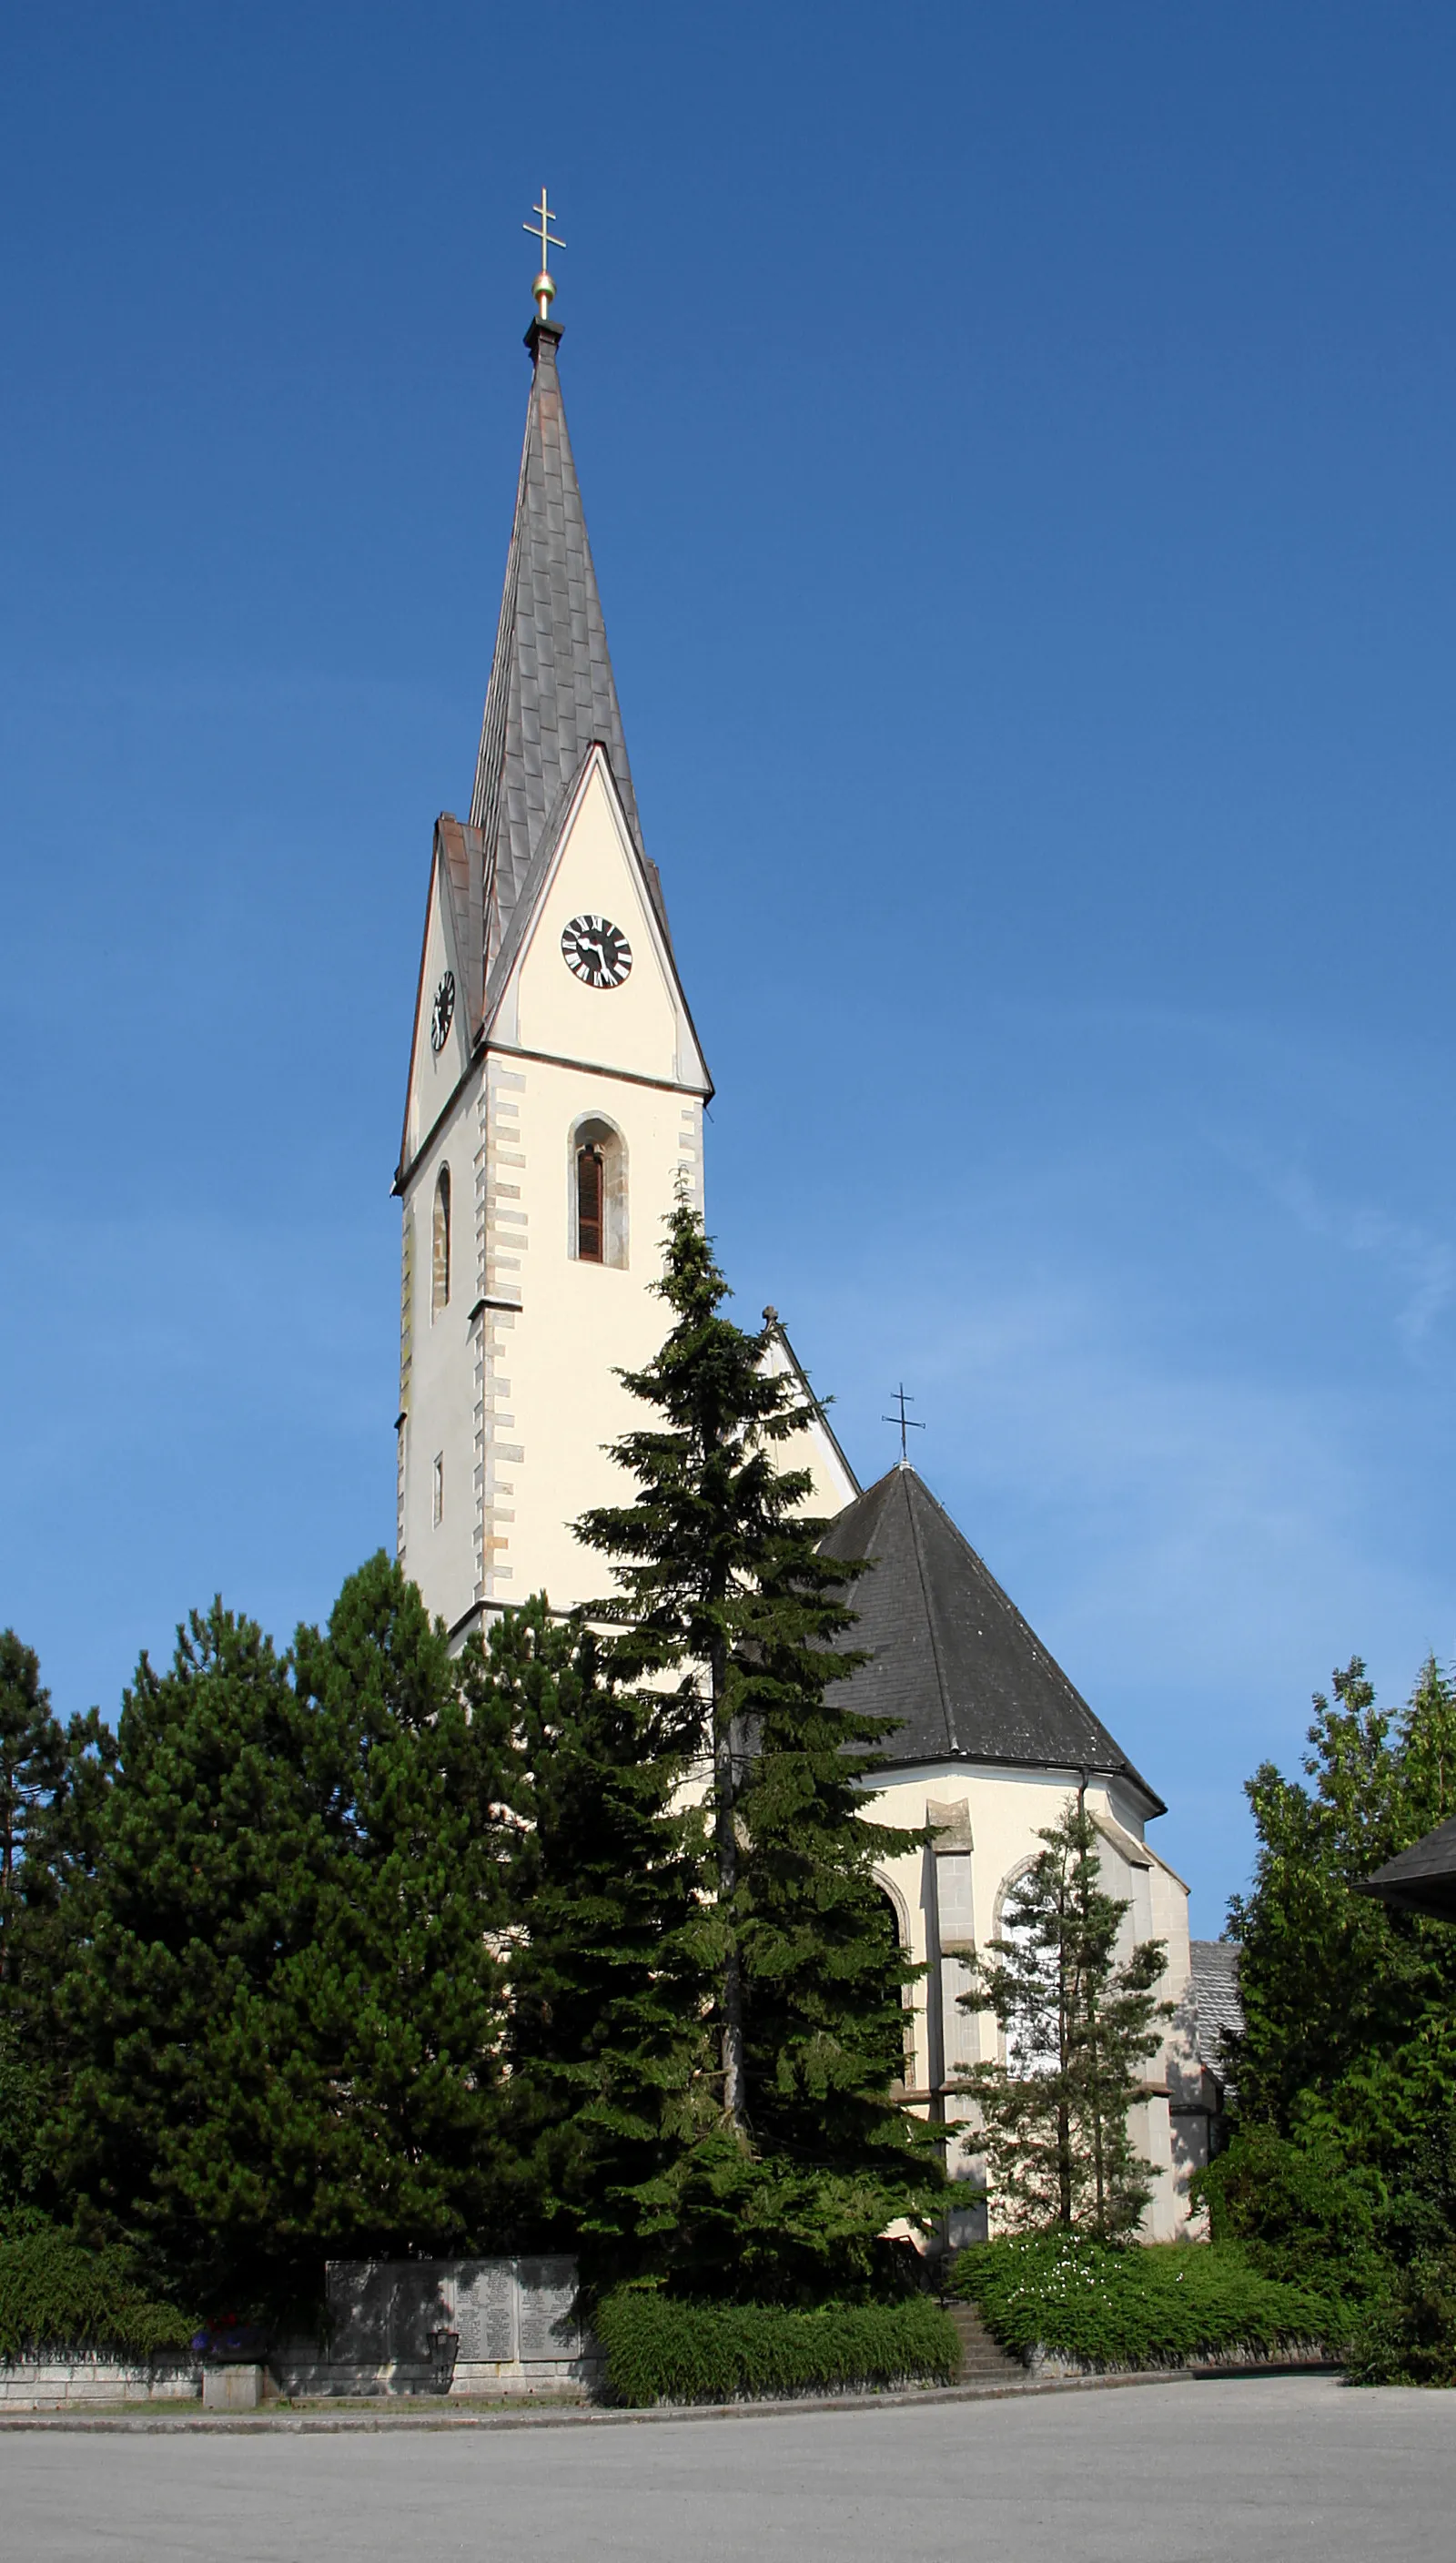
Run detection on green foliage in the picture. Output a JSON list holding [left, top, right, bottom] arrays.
[[593, 2287, 958, 2405], [1228, 1656, 1456, 2127], [1194, 2122, 1384, 2296], [957, 1799, 1170, 2240], [64, 1557, 514, 2316], [950, 2235, 1335, 2367], [490, 1600, 707, 2284], [0, 2226, 192, 2360], [1345, 2254, 1456, 2386], [0, 1629, 117, 2219], [576, 1205, 943, 2291], [1219, 1652, 1456, 2380]]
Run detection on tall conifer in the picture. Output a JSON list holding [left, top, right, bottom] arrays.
[[957, 1798, 1169, 2239], [577, 1205, 941, 2292], [482, 1602, 704, 2285]]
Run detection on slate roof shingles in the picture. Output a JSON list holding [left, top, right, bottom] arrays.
[[818, 1465, 1163, 1813], [462, 319, 663, 1023]]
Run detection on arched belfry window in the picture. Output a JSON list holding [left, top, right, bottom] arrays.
[[577, 1143, 604, 1262], [431, 1164, 451, 1315], [569, 1116, 628, 1268]]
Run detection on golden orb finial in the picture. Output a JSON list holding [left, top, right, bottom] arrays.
[[523, 187, 565, 322]]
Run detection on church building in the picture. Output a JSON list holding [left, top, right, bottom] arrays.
[[393, 244, 1208, 2243]]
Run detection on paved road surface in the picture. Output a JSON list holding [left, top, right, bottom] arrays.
[[4, 2376, 1452, 2562]]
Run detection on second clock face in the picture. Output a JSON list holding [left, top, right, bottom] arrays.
[[430, 969, 456, 1052], [561, 913, 632, 989]]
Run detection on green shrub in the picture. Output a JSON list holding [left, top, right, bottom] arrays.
[[0, 2226, 193, 2361], [950, 2235, 1339, 2368], [1345, 2254, 1456, 2386], [594, 2290, 959, 2406], [1194, 2124, 1384, 2297]]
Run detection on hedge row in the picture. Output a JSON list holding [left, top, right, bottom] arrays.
[[0, 2228, 194, 2361], [951, 2236, 1338, 2368], [594, 2291, 960, 2406]]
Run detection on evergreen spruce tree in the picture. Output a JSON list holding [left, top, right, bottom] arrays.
[[577, 1204, 941, 2293], [481, 1601, 706, 2286], [957, 1798, 1169, 2240]]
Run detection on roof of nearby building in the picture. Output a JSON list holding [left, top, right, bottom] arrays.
[[1358, 1814, 1456, 1920], [817, 1464, 1163, 1812], [1188, 1940, 1242, 2091]]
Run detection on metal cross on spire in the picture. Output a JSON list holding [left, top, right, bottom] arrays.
[[524, 186, 566, 321], [882, 1384, 925, 1467]]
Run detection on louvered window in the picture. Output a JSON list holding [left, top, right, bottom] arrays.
[[577, 1145, 604, 1263]]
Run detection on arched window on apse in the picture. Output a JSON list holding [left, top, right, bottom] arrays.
[[431, 1165, 451, 1315], [570, 1117, 628, 1268], [874, 1879, 915, 2092]]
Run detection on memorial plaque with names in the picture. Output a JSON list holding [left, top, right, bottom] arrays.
[[516, 2256, 580, 2360], [454, 2261, 517, 2363]]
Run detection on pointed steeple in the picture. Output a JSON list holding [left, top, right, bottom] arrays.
[[470, 316, 663, 995]]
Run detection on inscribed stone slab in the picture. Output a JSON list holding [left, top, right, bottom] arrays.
[[516, 2257, 580, 2360], [454, 2262, 517, 2363]]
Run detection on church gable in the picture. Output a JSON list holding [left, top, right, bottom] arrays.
[[399, 825, 477, 1178], [487, 745, 709, 1092]]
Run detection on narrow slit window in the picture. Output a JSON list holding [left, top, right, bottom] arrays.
[[432, 1452, 444, 1528], [432, 1166, 451, 1314], [577, 1145, 604, 1264]]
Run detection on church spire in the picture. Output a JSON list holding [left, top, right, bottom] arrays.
[[469, 231, 660, 997]]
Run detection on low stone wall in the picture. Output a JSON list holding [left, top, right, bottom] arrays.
[[0, 2353, 199, 2410], [1, 2258, 602, 2409], [1026, 2337, 1333, 2380], [271, 2353, 595, 2402]]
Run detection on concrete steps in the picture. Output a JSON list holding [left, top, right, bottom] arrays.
[[945, 2300, 1025, 2384]]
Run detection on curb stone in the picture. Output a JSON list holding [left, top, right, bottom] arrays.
[[0, 2363, 1342, 2433]]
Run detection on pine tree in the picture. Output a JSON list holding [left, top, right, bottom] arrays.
[[0, 1633, 65, 1996], [957, 1798, 1169, 2240], [63, 1597, 326, 2305], [65, 1558, 515, 2314], [0, 1630, 116, 2223], [288, 1552, 516, 2268], [482, 1601, 706, 2286], [577, 1204, 941, 2292]]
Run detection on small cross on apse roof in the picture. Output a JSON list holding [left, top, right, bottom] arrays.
[[882, 1384, 925, 1467]]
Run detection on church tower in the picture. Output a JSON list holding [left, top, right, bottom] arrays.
[[394, 270, 712, 1640]]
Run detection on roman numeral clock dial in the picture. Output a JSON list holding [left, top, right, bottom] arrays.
[[561, 913, 632, 989]]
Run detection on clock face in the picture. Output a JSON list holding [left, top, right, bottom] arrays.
[[561, 913, 632, 990], [430, 969, 455, 1053]]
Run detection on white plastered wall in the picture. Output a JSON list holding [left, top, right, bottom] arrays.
[[398, 751, 711, 1634], [861, 1766, 1195, 2244]]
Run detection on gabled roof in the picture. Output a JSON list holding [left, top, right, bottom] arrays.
[[818, 1464, 1163, 1812], [1358, 1814, 1456, 1920], [468, 317, 668, 995], [1188, 1940, 1243, 2092]]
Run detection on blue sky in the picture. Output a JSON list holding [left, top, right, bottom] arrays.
[[5, 2, 1456, 1930]]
